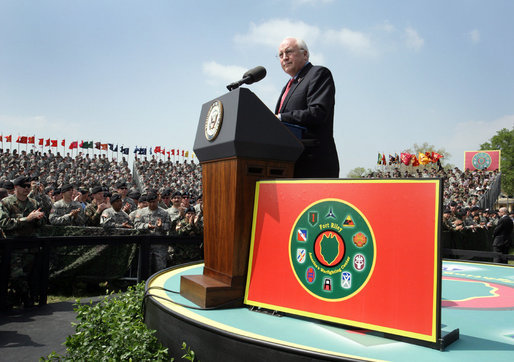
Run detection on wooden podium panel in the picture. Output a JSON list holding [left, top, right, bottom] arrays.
[[180, 158, 295, 308]]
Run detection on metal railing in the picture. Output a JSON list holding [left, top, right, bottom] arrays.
[[1, 234, 202, 309]]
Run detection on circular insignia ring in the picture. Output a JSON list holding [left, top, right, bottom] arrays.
[[289, 199, 376, 302], [472, 152, 492, 170]]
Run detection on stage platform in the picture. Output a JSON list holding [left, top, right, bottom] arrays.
[[144, 260, 514, 361]]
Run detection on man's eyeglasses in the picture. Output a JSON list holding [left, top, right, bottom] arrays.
[[276, 48, 301, 59]]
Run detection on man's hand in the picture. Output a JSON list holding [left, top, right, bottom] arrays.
[[69, 208, 81, 218], [97, 202, 109, 213], [27, 208, 44, 221], [123, 203, 131, 213]]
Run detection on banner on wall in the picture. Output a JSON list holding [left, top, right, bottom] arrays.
[[245, 179, 452, 348], [464, 150, 501, 171]]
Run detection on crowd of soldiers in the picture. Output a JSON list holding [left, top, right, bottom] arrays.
[[1, 148, 133, 191], [368, 166, 511, 230], [0, 149, 203, 307], [442, 202, 507, 232], [367, 166, 500, 209], [0, 149, 203, 237]]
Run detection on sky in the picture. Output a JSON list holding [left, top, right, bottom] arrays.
[[1, 0, 513, 176]]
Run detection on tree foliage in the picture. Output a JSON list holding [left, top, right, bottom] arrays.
[[480, 127, 514, 196], [346, 167, 370, 178]]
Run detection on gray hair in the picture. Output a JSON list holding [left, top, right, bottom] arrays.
[[284, 37, 309, 59]]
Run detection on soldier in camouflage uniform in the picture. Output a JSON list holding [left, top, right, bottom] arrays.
[[84, 186, 109, 226], [49, 183, 87, 226], [167, 191, 185, 232], [115, 180, 137, 214], [134, 192, 171, 273], [129, 194, 148, 223], [28, 177, 53, 218], [158, 188, 172, 209], [0, 176, 45, 307], [176, 206, 203, 236], [100, 193, 132, 229]]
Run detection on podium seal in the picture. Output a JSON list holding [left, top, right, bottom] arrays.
[[289, 199, 376, 301], [205, 100, 223, 141]]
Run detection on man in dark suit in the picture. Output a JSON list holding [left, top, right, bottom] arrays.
[[275, 37, 339, 178], [492, 207, 513, 263]]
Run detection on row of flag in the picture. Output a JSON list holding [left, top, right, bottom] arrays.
[[377, 152, 444, 166], [0, 135, 193, 159]]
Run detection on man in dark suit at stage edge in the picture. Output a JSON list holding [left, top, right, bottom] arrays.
[[275, 37, 339, 178], [492, 207, 513, 264]]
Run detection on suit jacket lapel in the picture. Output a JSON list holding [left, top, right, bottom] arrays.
[[279, 63, 312, 112]]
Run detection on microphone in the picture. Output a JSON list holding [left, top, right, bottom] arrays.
[[226, 66, 267, 91]]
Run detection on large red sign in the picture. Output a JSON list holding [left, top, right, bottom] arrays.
[[245, 180, 442, 344], [464, 150, 501, 171]]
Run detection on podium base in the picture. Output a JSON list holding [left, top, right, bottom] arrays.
[[180, 274, 244, 308]]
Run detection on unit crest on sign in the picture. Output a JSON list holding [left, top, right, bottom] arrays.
[[289, 199, 376, 301]]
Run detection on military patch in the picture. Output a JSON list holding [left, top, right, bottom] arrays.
[[297, 228, 307, 242], [290, 199, 376, 301], [353, 254, 365, 271], [308, 211, 318, 226], [306, 267, 316, 284], [296, 248, 306, 264], [343, 215, 355, 227], [325, 207, 336, 219], [341, 271, 352, 289], [353, 232, 368, 247], [323, 277, 332, 292]]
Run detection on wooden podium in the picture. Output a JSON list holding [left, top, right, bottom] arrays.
[[180, 88, 304, 308]]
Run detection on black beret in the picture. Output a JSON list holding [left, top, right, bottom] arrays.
[[161, 188, 172, 197], [138, 194, 148, 203], [146, 192, 158, 202], [185, 206, 196, 214], [3, 181, 14, 190], [127, 190, 141, 200], [13, 176, 30, 186], [110, 193, 122, 204], [91, 186, 103, 194], [172, 191, 182, 198], [61, 184, 73, 193], [115, 180, 127, 189]]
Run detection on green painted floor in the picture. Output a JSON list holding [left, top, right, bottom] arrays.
[[149, 261, 514, 361]]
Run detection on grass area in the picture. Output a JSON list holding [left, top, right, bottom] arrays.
[[46, 280, 136, 304]]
